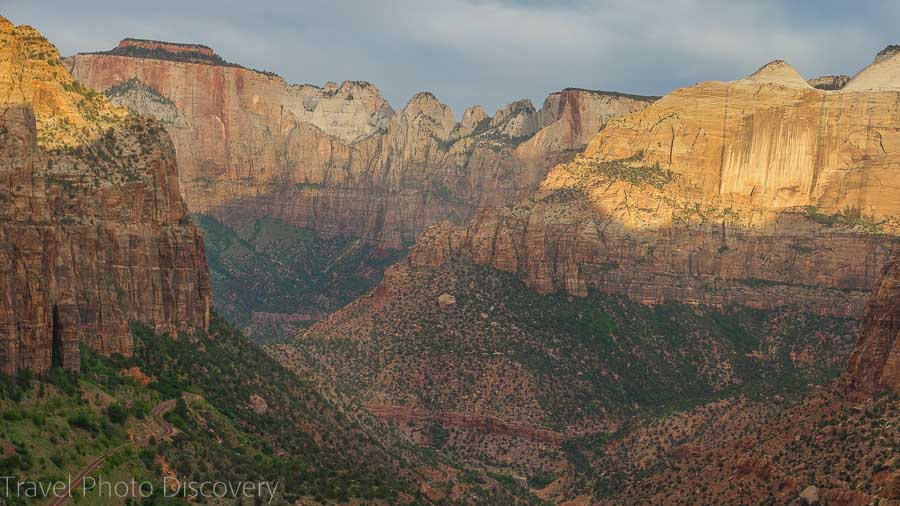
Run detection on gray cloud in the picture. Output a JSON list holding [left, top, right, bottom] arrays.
[[3, 0, 896, 117]]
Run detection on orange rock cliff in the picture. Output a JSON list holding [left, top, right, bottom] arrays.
[[406, 57, 900, 317], [64, 45, 656, 248], [0, 17, 210, 374], [59, 33, 900, 321]]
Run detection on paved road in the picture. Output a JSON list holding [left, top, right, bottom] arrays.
[[48, 398, 179, 505]]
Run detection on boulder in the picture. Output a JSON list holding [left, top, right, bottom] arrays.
[[437, 293, 457, 310], [799, 485, 820, 504]]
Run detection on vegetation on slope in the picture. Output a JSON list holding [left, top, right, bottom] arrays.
[[295, 260, 858, 429], [195, 214, 405, 341], [0, 315, 442, 504], [274, 258, 861, 495], [585, 387, 900, 504]]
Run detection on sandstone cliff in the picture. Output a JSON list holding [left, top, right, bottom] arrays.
[[0, 17, 210, 374], [406, 56, 900, 316], [65, 45, 655, 248], [847, 247, 900, 392]]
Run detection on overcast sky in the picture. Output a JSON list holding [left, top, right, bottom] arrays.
[[3, 0, 897, 116]]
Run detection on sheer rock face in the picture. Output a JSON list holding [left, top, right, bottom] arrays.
[[0, 18, 210, 374], [66, 46, 655, 248], [847, 248, 900, 393], [407, 57, 900, 316]]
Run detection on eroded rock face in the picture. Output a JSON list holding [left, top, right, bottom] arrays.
[[845, 44, 900, 92], [407, 57, 900, 316], [808, 74, 850, 90], [847, 248, 900, 393], [65, 45, 655, 248], [0, 17, 210, 374]]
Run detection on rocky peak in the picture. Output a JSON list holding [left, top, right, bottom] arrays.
[[399, 92, 456, 140], [742, 59, 813, 89], [333, 80, 381, 97], [808, 74, 850, 90], [0, 18, 211, 374], [96, 37, 239, 68], [873, 44, 900, 64], [460, 105, 488, 130], [844, 44, 900, 92], [0, 16, 126, 149], [452, 105, 489, 139], [489, 99, 538, 139]]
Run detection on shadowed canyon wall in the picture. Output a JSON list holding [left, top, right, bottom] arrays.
[[848, 247, 900, 393]]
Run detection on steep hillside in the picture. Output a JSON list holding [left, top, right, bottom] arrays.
[[272, 258, 859, 490], [0, 17, 210, 374], [1, 314, 546, 504], [409, 56, 900, 317], [578, 249, 900, 504], [847, 248, 900, 393]]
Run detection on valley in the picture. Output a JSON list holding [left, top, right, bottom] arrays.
[[0, 7, 899, 505]]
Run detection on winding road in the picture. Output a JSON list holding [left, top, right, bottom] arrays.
[[48, 397, 179, 505]]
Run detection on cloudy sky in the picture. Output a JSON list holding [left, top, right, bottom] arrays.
[[3, 1, 896, 115]]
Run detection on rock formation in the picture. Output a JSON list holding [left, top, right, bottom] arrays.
[[847, 247, 900, 392], [808, 74, 850, 90], [407, 55, 900, 316], [0, 17, 210, 374], [844, 44, 900, 92], [64, 45, 656, 248], [116, 38, 215, 59]]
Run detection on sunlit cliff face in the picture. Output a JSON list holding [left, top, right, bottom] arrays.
[[404, 54, 900, 317], [0, 16, 211, 375], [0, 16, 126, 150]]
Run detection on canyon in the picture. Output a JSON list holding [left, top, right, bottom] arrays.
[[64, 38, 655, 337], [0, 18, 210, 374], [271, 47, 900, 501], [2, 10, 899, 503]]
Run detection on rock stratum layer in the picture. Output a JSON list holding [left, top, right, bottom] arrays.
[[65, 46, 656, 248], [408, 56, 900, 316], [0, 18, 211, 374]]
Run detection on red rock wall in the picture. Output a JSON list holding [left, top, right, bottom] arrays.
[[0, 105, 211, 375], [409, 211, 897, 317], [847, 248, 900, 392]]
